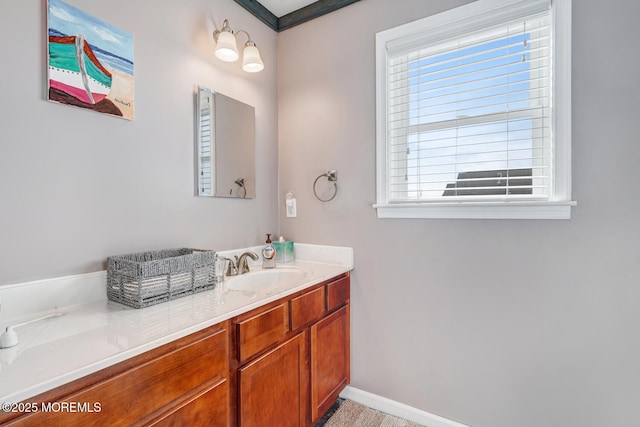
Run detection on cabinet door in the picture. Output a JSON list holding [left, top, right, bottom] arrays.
[[310, 305, 350, 423], [238, 333, 307, 427]]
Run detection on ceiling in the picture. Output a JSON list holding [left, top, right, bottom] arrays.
[[233, 0, 361, 32], [259, 0, 317, 17]]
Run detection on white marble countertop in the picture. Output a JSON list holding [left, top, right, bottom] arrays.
[[0, 244, 353, 404]]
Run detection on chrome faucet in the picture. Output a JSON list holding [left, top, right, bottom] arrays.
[[224, 251, 259, 276], [237, 251, 259, 274]]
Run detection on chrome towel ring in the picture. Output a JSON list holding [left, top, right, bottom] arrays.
[[313, 170, 338, 202]]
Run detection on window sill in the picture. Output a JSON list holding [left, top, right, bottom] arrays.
[[373, 201, 577, 220]]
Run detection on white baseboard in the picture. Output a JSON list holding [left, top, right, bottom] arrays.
[[339, 386, 471, 427]]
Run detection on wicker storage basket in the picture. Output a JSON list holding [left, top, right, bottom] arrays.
[[107, 248, 216, 309]]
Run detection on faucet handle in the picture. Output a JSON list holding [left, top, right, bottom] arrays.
[[224, 256, 238, 276]]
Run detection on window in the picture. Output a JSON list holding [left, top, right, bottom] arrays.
[[375, 0, 574, 219]]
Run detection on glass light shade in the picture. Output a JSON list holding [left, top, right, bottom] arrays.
[[215, 30, 239, 62], [242, 43, 264, 73]]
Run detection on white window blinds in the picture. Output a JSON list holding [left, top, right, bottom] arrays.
[[198, 90, 214, 196], [385, 3, 551, 202]]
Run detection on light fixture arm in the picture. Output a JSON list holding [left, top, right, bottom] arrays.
[[234, 30, 255, 46], [213, 22, 254, 46], [212, 21, 229, 42]]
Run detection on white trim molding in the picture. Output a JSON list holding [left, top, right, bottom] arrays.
[[375, 0, 574, 220], [374, 200, 577, 219], [340, 386, 472, 427]]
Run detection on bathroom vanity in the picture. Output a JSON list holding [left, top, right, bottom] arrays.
[[0, 245, 352, 427], [234, 273, 349, 427]]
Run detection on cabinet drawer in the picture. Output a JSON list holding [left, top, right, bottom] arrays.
[[290, 286, 325, 330], [237, 303, 289, 362], [9, 325, 228, 427], [326, 275, 350, 311], [146, 378, 229, 427]]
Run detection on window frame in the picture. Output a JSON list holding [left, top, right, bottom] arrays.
[[374, 0, 575, 219]]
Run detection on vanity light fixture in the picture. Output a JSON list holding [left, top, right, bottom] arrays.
[[213, 19, 264, 73]]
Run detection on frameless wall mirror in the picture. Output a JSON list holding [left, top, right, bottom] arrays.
[[196, 85, 256, 198]]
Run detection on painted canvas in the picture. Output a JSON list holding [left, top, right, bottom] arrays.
[[47, 0, 134, 119]]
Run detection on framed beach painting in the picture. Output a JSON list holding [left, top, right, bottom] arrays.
[[47, 0, 134, 120]]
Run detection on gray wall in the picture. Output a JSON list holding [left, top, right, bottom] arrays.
[[0, 0, 278, 285], [3, 0, 640, 426], [278, 1, 640, 427]]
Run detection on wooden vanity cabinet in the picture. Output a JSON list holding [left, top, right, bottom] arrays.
[[233, 273, 350, 427], [1, 272, 350, 427], [0, 322, 230, 427]]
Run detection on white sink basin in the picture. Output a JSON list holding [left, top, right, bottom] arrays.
[[226, 266, 312, 292]]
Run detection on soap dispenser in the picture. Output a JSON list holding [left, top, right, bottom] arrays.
[[262, 234, 276, 269]]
